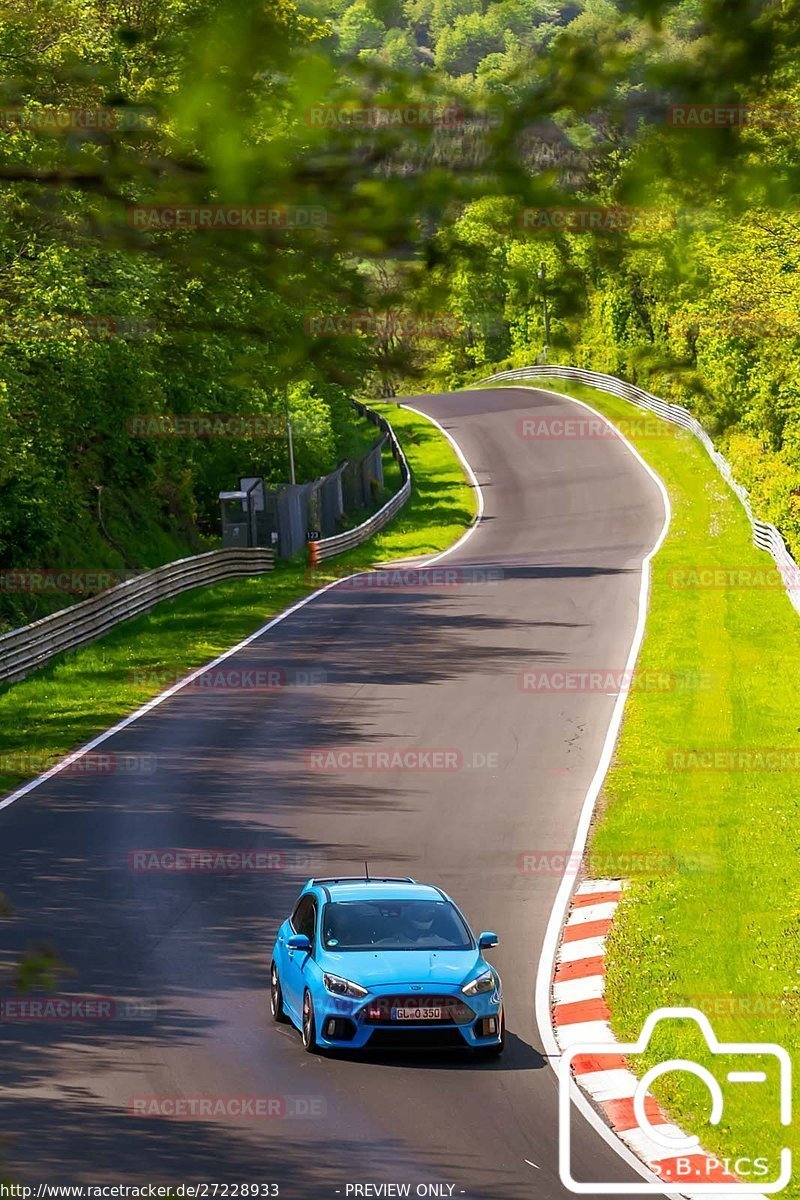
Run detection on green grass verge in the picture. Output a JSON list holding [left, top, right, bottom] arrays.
[[0, 400, 475, 797], [512, 378, 800, 1191]]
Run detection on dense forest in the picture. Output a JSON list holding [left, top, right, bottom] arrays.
[[1, 0, 799, 632], [303, 0, 800, 560]]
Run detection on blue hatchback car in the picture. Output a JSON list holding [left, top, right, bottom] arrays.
[[270, 877, 504, 1055]]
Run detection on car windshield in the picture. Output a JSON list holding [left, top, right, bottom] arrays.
[[321, 899, 473, 951]]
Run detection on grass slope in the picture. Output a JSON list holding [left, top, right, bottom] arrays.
[[0, 400, 476, 797]]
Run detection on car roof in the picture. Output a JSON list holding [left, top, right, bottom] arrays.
[[306, 878, 448, 904]]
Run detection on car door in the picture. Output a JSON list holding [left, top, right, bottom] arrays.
[[281, 893, 317, 1016]]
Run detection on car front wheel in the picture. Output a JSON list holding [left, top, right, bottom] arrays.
[[301, 989, 318, 1053], [270, 962, 288, 1023]]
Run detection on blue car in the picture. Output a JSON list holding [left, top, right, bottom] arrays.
[[270, 876, 504, 1055]]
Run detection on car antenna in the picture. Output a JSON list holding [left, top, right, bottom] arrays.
[[364, 860, 371, 881]]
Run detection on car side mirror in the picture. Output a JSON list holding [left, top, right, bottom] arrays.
[[478, 931, 499, 949], [287, 933, 311, 952]]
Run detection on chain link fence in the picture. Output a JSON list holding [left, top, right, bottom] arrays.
[[308, 401, 411, 564]]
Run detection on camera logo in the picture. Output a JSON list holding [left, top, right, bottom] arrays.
[[558, 1007, 791, 1194]]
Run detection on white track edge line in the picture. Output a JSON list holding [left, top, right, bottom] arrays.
[[0, 401, 486, 815], [494, 383, 683, 1198], [0, 385, 682, 1192]]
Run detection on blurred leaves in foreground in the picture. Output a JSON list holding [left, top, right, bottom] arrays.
[[1, 0, 800, 597]]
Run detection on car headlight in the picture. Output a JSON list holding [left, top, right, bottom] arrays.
[[323, 972, 368, 999], [462, 969, 497, 997]]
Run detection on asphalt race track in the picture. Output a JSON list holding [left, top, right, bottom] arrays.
[[0, 387, 666, 1198]]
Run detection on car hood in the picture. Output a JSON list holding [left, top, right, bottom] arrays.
[[320, 948, 485, 988]]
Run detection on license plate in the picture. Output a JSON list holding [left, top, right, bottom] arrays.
[[392, 1006, 443, 1021]]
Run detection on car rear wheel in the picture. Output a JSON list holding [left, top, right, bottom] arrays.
[[301, 989, 318, 1053], [270, 962, 288, 1023]]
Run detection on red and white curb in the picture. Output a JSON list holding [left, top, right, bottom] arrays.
[[552, 879, 763, 1195]]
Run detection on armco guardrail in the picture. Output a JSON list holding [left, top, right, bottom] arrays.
[[481, 364, 800, 617], [308, 401, 411, 564], [0, 547, 274, 686]]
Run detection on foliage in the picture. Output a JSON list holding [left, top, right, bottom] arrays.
[[0, 401, 475, 796], [3, 0, 800, 589]]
